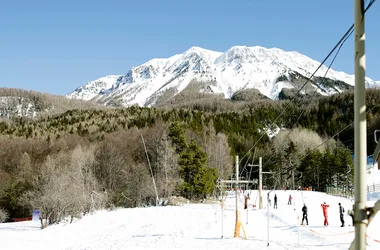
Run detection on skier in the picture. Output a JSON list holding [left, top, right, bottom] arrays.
[[244, 195, 248, 209], [301, 204, 308, 225], [288, 194, 293, 205], [274, 194, 278, 209], [339, 203, 345, 227], [321, 202, 329, 226]]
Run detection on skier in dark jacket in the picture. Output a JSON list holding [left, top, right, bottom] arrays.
[[273, 194, 278, 209], [301, 204, 308, 225], [339, 203, 345, 227]]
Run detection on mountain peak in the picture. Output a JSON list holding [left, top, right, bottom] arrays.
[[184, 46, 219, 54], [67, 45, 380, 106]]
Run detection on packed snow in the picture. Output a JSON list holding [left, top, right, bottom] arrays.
[[367, 166, 380, 185], [67, 46, 380, 106], [1, 188, 379, 250]]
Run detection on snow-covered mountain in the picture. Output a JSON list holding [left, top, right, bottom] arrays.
[[67, 46, 380, 107], [68, 75, 123, 101]]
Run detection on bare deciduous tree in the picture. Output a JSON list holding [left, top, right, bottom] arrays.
[[201, 121, 233, 180], [94, 143, 126, 198], [271, 128, 331, 189], [16, 152, 32, 182], [22, 153, 71, 228], [68, 145, 106, 215], [22, 145, 105, 229], [272, 128, 326, 156], [155, 134, 180, 198]]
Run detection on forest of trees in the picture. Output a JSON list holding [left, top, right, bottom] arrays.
[[2, 88, 380, 228]]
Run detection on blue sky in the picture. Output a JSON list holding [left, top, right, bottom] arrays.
[[1, 0, 379, 95]]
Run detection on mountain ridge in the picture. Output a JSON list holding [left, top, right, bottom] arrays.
[[67, 45, 380, 107]]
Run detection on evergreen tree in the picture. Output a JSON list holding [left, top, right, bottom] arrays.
[[178, 141, 218, 198]]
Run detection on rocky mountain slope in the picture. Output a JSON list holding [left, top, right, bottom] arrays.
[[67, 46, 379, 107]]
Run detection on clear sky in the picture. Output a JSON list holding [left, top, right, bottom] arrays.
[[1, 0, 379, 96]]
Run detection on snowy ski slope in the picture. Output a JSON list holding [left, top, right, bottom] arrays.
[[0, 189, 379, 250]]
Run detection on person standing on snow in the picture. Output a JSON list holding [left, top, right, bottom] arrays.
[[339, 203, 345, 227], [274, 194, 278, 209], [301, 204, 308, 225], [244, 195, 248, 209], [288, 194, 293, 205], [321, 202, 329, 226]]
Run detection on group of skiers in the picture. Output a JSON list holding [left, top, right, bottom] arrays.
[[271, 194, 346, 227], [301, 202, 345, 227]]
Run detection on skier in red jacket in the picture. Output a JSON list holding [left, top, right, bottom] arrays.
[[321, 202, 330, 226]]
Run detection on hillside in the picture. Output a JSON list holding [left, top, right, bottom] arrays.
[[2, 88, 380, 226], [3, 88, 380, 153], [0, 88, 106, 119]]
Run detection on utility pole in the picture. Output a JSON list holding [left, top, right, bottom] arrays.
[[352, 0, 367, 249], [267, 190, 273, 247], [248, 157, 263, 209], [259, 157, 263, 209], [141, 134, 159, 206], [235, 156, 239, 212], [350, 8, 380, 244], [249, 157, 274, 209]]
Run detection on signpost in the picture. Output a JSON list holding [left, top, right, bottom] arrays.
[[32, 210, 40, 221]]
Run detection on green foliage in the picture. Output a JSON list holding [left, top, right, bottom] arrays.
[[314, 76, 352, 91], [168, 122, 188, 153], [0, 122, 8, 133], [170, 123, 219, 198], [298, 147, 353, 192], [5, 89, 380, 156], [1, 181, 32, 218]]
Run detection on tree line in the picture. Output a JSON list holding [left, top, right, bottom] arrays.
[[2, 88, 380, 227], [0, 120, 232, 227]]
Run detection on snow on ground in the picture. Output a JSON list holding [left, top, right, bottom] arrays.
[[367, 166, 380, 185], [0, 190, 379, 250]]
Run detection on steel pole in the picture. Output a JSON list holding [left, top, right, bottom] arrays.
[[234, 155, 239, 238], [259, 157, 263, 209], [236, 155, 239, 212], [267, 191, 272, 247], [221, 188, 224, 239], [354, 0, 367, 249]]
